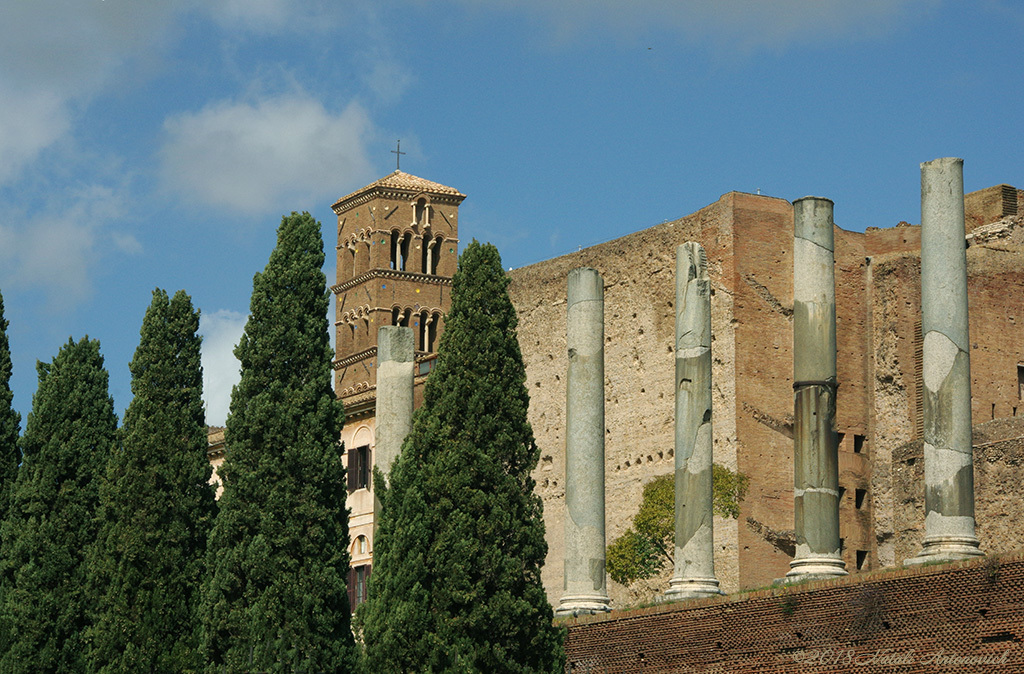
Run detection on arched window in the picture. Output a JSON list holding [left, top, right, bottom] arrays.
[[426, 311, 440, 352], [420, 229, 431, 274], [418, 310, 430, 350], [391, 307, 410, 329], [414, 197, 428, 226], [389, 230, 400, 270], [431, 236, 443, 275], [399, 232, 412, 271]]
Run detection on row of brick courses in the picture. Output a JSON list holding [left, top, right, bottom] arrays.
[[564, 553, 1024, 672], [732, 194, 798, 589]]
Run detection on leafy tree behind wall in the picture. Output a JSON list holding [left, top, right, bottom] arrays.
[[87, 290, 216, 673], [606, 466, 749, 586], [359, 241, 565, 673], [200, 212, 356, 672], [0, 337, 118, 672]]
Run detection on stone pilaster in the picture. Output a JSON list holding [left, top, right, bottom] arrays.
[[787, 197, 848, 580], [557, 267, 612, 616], [664, 242, 722, 600], [907, 157, 984, 564]]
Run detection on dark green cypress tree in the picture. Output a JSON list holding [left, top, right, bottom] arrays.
[[359, 241, 565, 673], [0, 337, 118, 673], [0, 291, 21, 660], [0, 290, 20, 524], [200, 212, 356, 672], [87, 289, 216, 672]]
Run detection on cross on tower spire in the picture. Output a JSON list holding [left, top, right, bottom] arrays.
[[391, 140, 406, 170]]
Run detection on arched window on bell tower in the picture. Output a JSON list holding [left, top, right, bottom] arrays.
[[414, 197, 429, 227], [430, 236, 443, 275], [425, 311, 440, 352], [420, 228, 432, 274], [392, 306, 410, 329], [389, 230, 400, 270], [399, 232, 412, 271]]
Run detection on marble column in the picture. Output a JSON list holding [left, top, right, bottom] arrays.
[[375, 325, 415, 501], [665, 242, 722, 599], [557, 267, 612, 616], [907, 157, 984, 564], [787, 197, 848, 580]]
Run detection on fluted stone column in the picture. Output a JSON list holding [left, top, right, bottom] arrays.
[[375, 326, 414, 517], [557, 267, 611, 616], [787, 197, 848, 580], [907, 157, 984, 564], [665, 243, 722, 600]]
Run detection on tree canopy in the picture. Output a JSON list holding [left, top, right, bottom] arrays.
[[200, 212, 356, 672], [0, 290, 20, 526], [0, 337, 118, 672], [87, 289, 216, 673], [359, 241, 565, 673], [606, 466, 749, 587]]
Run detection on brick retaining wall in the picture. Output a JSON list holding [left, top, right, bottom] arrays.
[[564, 553, 1024, 672]]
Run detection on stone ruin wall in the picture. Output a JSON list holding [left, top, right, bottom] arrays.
[[894, 417, 1024, 564], [506, 188, 1024, 608], [866, 215, 1024, 566], [508, 196, 740, 607]]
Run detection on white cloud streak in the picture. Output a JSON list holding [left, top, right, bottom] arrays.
[[457, 0, 938, 51], [0, 184, 127, 306], [199, 308, 247, 427], [159, 95, 376, 215]]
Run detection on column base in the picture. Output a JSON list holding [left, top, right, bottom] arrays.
[[555, 594, 611, 617], [783, 556, 848, 583], [661, 576, 723, 602], [905, 536, 984, 566]]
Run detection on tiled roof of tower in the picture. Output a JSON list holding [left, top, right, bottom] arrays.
[[332, 170, 466, 212]]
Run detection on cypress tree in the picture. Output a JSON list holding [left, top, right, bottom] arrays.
[[0, 291, 19, 524], [87, 289, 216, 672], [200, 212, 356, 672], [0, 291, 20, 660], [0, 337, 118, 672], [359, 241, 565, 673]]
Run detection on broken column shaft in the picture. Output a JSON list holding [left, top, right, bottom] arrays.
[[908, 157, 984, 564], [787, 197, 847, 580], [375, 325, 415, 498], [557, 267, 611, 616], [665, 242, 722, 599]]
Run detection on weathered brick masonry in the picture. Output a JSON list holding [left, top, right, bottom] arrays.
[[564, 554, 1024, 673], [324, 171, 1024, 612]]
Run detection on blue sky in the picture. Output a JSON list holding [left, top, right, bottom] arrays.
[[0, 0, 1020, 427]]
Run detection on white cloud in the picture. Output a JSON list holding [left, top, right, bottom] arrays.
[[111, 232, 144, 256], [0, 184, 126, 306], [457, 0, 939, 51], [0, 3, 182, 186], [159, 94, 376, 214], [0, 89, 72, 186], [0, 1, 348, 188], [206, 0, 341, 34], [199, 308, 247, 427]]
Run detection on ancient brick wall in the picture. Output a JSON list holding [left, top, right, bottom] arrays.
[[731, 195, 798, 588], [508, 196, 740, 606], [866, 253, 921, 568], [509, 191, 1024, 605], [893, 417, 1024, 564], [565, 554, 1024, 673]]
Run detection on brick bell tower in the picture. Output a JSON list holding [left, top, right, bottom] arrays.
[[331, 170, 465, 605]]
